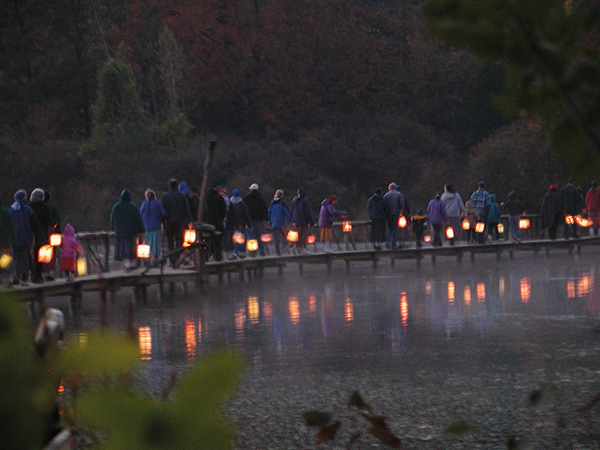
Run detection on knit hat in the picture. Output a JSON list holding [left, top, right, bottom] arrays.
[[232, 189, 240, 197], [14, 190, 26, 201], [328, 195, 337, 203], [298, 187, 306, 196], [249, 183, 259, 191], [375, 187, 382, 195], [549, 184, 558, 191], [179, 181, 189, 195]]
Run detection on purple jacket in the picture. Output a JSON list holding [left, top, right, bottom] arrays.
[[318, 199, 346, 228], [426, 198, 448, 225], [291, 194, 313, 227]]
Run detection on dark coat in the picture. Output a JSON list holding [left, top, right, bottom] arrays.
[[560, 183, 584, 215], [226, 198, 252, 230], [243, 190, 268, 221], [291, 194, 313, 227], [205, 188, 227, 231], [541, 189, 563, 228], [367, 193, 386, 221], [9, 200, 37, 248], [29, 200, 53, 245], [110, 190, 145, 239], [162, 188, 191, 224], [0, 206, 16, 249]]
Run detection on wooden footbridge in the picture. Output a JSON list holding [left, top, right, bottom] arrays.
[[8, 224, 600, 315]]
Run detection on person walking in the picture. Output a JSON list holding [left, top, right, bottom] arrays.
[[9, 190, 38, 285], [204, 185, 227, 261], [268, 189, 293, 256], [541, 185, 564, 240], [161, 177, 192, 265], [502, 191, 525, 242], [560, 178, 584, 238], [585, 181, 600, 236], [440, 184, 465, 246], [427, 193, 448, 247], [367, 187, 386, 250], [110, 188, 145, 271], [243, 183, 269, 257], [487, 194, 502, 241], [59, 224, 83, 281], [383, 182, 404, 250], [291, 187, 314, 253], [470, 181, 491, 243], [140, 189, 167, 264], [411, 209, 427, 248], [226, 189, 252, 259], [318, 195, 347, 253]]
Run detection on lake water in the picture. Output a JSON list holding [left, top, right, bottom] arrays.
[[57, 249, 600, 449]]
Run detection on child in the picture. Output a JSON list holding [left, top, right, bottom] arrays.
[[59, 224, 83, 281], [502, 191, 525, 242], [464, 201, 480, 244], [411, 209, 427, 248], [487, 194, 502, 240], [318, 195, 347, 253]]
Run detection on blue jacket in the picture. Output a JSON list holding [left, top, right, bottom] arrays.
[[427, 198, 448, 225], [140, 198, 167, 232], [9, 200, 35, 247], [487, 195, 502, 223], [268, 198, 293, 228], [383, 190, 404, 217]]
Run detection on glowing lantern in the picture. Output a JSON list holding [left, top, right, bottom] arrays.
[[462, 219, 470, 230], [424, 235, 431, 243], [246, 239, 259, 252], [76, 257, 87, 276], [232, 231, 246, 244], [475, 222, 485, 233], [38, 245, 53, 263], [136, 244, 150, 259], [286, 230, 299, 242], [398, 216, 407, 228], [307, 234, 316, 244], [497, 223, 504, 234], [183, 228, 196, 247], [342, 221, 352, 232], [445, 227, 455, 239], [260, 233, 273, 243], [575, 215, 593, 227], [519, 218, 530, 229], [565, 215, 575, 225], [0, 253, 12, 269], [49, 233, 62, 247]]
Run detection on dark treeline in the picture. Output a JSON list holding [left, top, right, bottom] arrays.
[[0, 0, 570, 230]]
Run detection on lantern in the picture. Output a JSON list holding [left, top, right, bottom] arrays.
[[307, 234, 316, 245], [519, 218, 530, 229], [342, 221, 352, 232], [38, 245, 53, 264], [445, 227, 455, 239], [49, 233, 62, 247], [497, 223, 504, 234], [246, 239, 259, 252], [398, 216, 407, 228], [183, 228, 196, 247], [565, 215, 575, 225], [286, 230, 299, 242], [461, 219, 470, 230], [575, 215, 593, 227], [136, 244, 151, 259], [424, 235, 431, 243], [76, 257, 87, 276], [475, 222, 485, 233], [233, 231, 246, 244], [260, 233, 273, 243], [0, 253, 12, 269]]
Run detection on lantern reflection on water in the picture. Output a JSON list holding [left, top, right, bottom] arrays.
[[38, 245, 53, 263], [49, 233, 62, 247], [520, 277, 531, 303]]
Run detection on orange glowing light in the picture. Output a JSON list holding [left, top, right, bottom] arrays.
[[567, 280, 576, 298], [260, 233, 273, 242], [0, 253, 12, 269], [185, 317, 197, 360], [344, 298, 354, 323], [424, 235, 431, 243], [476, 282, 486, 302], [248, 296, 260, 324], [286, 230, 299, 242], [520, 277, 531, 303], [519, 218, 530, 229], [246, 239, 259, 252], [49, 233, 62, 247], [462, 219, 470, 230], [575, 215, 593, 227], [425, 281, 432, 296], [342, 220, 352, 232], [565, 215, 575, 225], [463, 286, 472, 306], [289, 297, 300, 324], [475, 222, 485, 233], [234, 304, 246, 340], [497, 223, 504, 234], [400, 292, 408, 327], [263, 301, 273, 324], [309, 294, 317, 315], [76, 257, 87, 276], [445, 227, 455, 239], [307, 234, 316, 244], [138, 326, 152, 360], [232, 231, 245, 244], [136, 244, 150, 259], [183, 228, 196, 247], [398, 216, 407, 228], [499, 277, 506, 297], [578, 273, 594, 296], [447, 281, 455, 303], [38, 245, 53, 263]]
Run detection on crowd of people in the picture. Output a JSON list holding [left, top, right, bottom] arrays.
[[1, 177, 599, 286]]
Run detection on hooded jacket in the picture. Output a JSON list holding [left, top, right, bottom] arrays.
[[140, 198, 167, 232], [268, 197, 293, 228], [243, 189, 268, 221], [162, 186, 191, 224], [226, 195, 252, 230], [61, 224, 82, 259], [426, 197, 448, 225], [440, 192, 465, 217], [9, 195, 36, 247], [487, 194, 502, 223], [367, 192, 386, 221], [318, 199, 346, 228], [291, 191, 313, 227], [110, 189, 145, 239]]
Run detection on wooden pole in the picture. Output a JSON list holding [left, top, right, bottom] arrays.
[[197, 140, 217, 224]]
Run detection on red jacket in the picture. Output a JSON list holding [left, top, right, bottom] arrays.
[[586, 188, 600, 211]]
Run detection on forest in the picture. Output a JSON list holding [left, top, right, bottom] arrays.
[[0, 0, 572, 230]]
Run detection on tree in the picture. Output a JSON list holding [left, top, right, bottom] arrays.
[[423, 0, 600, 176]]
